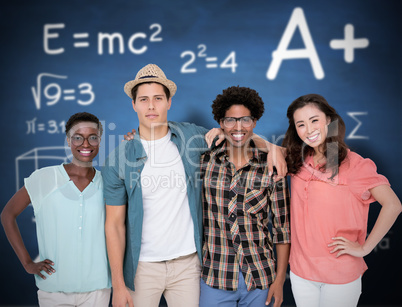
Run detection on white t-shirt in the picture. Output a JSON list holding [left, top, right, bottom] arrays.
[[139, 130, 196, 261]]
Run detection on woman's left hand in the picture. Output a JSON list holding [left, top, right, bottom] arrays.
[[328, 237, 368, 258]]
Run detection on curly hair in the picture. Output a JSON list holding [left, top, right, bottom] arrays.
[[65, 112, 103, 136], [211, 86, 265, 122], [282, 94, 348, 179]]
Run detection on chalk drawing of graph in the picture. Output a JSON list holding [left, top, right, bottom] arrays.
[[15, 146, 73, 191]]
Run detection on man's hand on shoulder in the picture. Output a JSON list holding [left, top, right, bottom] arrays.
[[268, 145, 287, 182], [123, 129, 136, 141], [205, 128, 225, 148]]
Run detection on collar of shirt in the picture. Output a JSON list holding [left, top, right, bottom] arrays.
[[127, 121, 182, 161], [211, 139, 265, 168], [297, 153, 348, 186]]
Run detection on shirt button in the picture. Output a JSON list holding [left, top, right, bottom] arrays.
[[80, 204, 83, 207], [79, 227, 82, 230]]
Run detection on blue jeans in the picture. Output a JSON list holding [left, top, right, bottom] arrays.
[[199, 271, 273, 307]]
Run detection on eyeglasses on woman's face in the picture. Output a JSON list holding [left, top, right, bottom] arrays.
[[70, 134, 100, 146]]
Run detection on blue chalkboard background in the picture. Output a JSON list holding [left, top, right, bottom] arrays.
[[1, 0, 401, 305]]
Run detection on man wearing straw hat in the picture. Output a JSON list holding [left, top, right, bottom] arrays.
[[102, 64, 286, 307]]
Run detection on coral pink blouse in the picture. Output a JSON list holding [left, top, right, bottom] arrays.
[[289, 150, 389, 284]]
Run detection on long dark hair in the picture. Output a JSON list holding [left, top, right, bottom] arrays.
[[282, 94, 348, 179]]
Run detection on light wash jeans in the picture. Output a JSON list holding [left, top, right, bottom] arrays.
[[199, 270, 273, 307]]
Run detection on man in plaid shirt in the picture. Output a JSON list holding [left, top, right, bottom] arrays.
[[199, 86, 290, 307]]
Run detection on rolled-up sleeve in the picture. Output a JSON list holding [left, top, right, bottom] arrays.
[[348, 154, 390, 205], [270, 177, 291, 244]]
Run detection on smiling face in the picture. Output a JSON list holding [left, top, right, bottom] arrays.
[[220, 104, 256, 149], [67, 121, 100, 165], [293, 103, 331, 153], [132, 82, 171, 140]]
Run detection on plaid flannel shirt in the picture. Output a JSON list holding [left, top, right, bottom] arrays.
[[200, 142, 290, 291]]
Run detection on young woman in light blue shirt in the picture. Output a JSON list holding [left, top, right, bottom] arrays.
[[1, 112, 111, 307]]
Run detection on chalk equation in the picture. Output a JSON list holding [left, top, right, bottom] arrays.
[[42, 7, 369, 81], [31, 73, 95, 110], [180, 8, 369, 79], [44, 23, 162, 55], [26, 118, 66, 134], [181, 44, 237, 73]]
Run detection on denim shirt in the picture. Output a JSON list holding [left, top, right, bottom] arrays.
[[102, 121, 208, 291]]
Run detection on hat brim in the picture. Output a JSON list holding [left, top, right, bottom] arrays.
[[124, 78, 177, 99]]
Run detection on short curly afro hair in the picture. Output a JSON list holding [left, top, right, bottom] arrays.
[[212, 86, 265, 123], [65, 112, 103, 136]]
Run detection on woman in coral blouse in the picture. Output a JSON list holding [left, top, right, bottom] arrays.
[[282, 94, 401, 307]]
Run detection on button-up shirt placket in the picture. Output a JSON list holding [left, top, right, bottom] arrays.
[[201, 144, 290, 291]]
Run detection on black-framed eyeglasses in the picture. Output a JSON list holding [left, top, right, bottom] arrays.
[[221, 116, 255, 128], [70, 134, 100, 146]]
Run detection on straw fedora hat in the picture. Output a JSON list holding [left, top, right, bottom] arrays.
[[124, 64, 177, 99]]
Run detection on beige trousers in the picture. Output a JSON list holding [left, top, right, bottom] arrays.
[[37, 288, 111, 307], [129, 252, 201, 307]]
